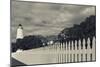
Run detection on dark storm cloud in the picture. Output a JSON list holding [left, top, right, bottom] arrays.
[[11, 0, 95, 42]]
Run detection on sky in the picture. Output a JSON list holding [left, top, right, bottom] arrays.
[[11, 0, 95, 42]]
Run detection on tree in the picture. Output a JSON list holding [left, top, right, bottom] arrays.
[[58, 15, 96, 41]]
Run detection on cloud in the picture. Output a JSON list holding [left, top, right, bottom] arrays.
[[11, 1, 95, 42]]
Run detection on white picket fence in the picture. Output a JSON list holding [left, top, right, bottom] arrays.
[[12, 36, 96, 65], [41, 36, 96, 63]]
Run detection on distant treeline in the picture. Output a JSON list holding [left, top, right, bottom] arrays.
[[58, 15, 96, 41], [12, 35, 44, 52]]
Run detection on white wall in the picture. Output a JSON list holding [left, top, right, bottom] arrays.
[[0, 0, 99, 67]]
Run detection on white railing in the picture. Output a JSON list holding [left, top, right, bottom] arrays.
[[12, 36, 96, 65]]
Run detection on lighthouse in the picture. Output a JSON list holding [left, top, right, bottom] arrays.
[[16, 24, 24, 39]]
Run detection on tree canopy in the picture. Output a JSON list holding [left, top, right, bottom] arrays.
[[58, 15, 96, 40]]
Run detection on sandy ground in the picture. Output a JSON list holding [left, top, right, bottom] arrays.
[[12, 46, 62, 65]]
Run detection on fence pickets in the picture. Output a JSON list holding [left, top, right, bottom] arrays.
[[46, 36, 96, 63]]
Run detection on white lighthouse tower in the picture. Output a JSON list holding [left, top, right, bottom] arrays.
[[16, 24, 24, 39]]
